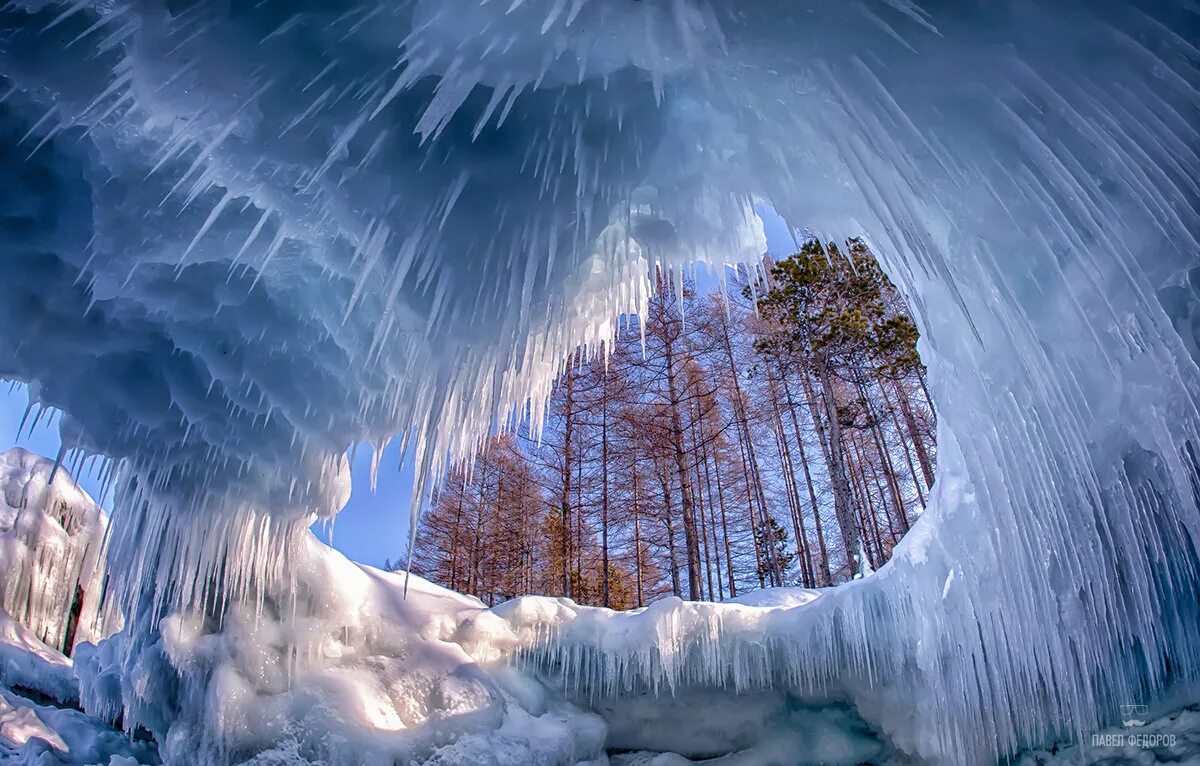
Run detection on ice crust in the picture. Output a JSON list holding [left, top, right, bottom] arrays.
[[0, 1, 1196, 764]]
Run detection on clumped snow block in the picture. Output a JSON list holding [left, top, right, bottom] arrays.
[[0, 448, 117, 656], [0, 1, 1196, 764]]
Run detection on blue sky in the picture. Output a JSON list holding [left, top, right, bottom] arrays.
[[0, 206, 798, 568]]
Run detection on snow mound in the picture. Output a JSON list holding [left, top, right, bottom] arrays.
[[0, 448, 118, 657], [726, 588, 821, 609], [71, 527, 906, 765], [4, 519, 1197, 765]]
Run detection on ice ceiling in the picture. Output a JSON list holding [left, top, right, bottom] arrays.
[[0, 0, 1197, 761]]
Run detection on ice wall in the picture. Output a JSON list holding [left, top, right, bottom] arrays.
[[0, 447, 117, 655], [0, 0, 1195, 763]]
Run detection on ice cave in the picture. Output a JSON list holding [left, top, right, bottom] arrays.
[[0, 0, 1197, 764]]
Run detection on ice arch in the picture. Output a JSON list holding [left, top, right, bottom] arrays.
[[0, 0, 1196, 762]]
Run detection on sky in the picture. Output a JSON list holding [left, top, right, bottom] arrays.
[[0, 206, 798, 568]]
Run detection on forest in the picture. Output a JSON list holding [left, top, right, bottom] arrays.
[[408, 239, 937, 608]]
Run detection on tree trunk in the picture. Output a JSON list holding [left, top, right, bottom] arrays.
[[817, 351, 862, 577], [716, 312, 781, 587], [663, 333, 703, 600], [711, 447, 737, 599], [767, 370, 812, 587], [560, 368, 575, 598], [781, 373, 831, 585], [694, 446, 715, 600], [856, 377, 910, 536], [697, 418, 726, 601], [61, 583, 85, 657], [879, 378, 927, 509], [448, 477, 466, 591], [658, 467, 682, 598], [632, 468, 645, 608], [896, 378, 935, 490], [601, 369, 611, 608]]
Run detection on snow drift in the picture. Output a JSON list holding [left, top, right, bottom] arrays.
[[0, 0, 1197, 763]]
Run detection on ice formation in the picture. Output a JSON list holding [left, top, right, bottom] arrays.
[[0, 0, 1196, 763], [0, 527, 892, 766], [0, 448, 117, 656]]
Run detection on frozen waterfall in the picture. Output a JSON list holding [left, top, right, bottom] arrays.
[[0, 0, 1196, 763]]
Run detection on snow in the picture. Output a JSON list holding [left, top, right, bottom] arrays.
[[1016, 705, 1200, 765], [73, 532, 614, 766], [0, 686, 158, 766], [0, 610, 76, 710], [726, 588, 821, 609], [35, 519, 891, 764], [0, 1, 1195, 764], [0, 607, 156, 765], [0, 692, 67, 752]]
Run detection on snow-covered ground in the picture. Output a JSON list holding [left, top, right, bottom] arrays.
[[71, 528, 889, 766], [0, 515, 890, 766], [0, 607, 157, 765], [0, 526, 845, 765], [0, 446, 880, 764]]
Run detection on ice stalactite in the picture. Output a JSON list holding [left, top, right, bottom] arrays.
[[0, 0, 1195, 763]]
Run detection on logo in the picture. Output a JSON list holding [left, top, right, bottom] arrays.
[[1120, 704, 1148, 728], [1090, 704, 1175, 749]]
